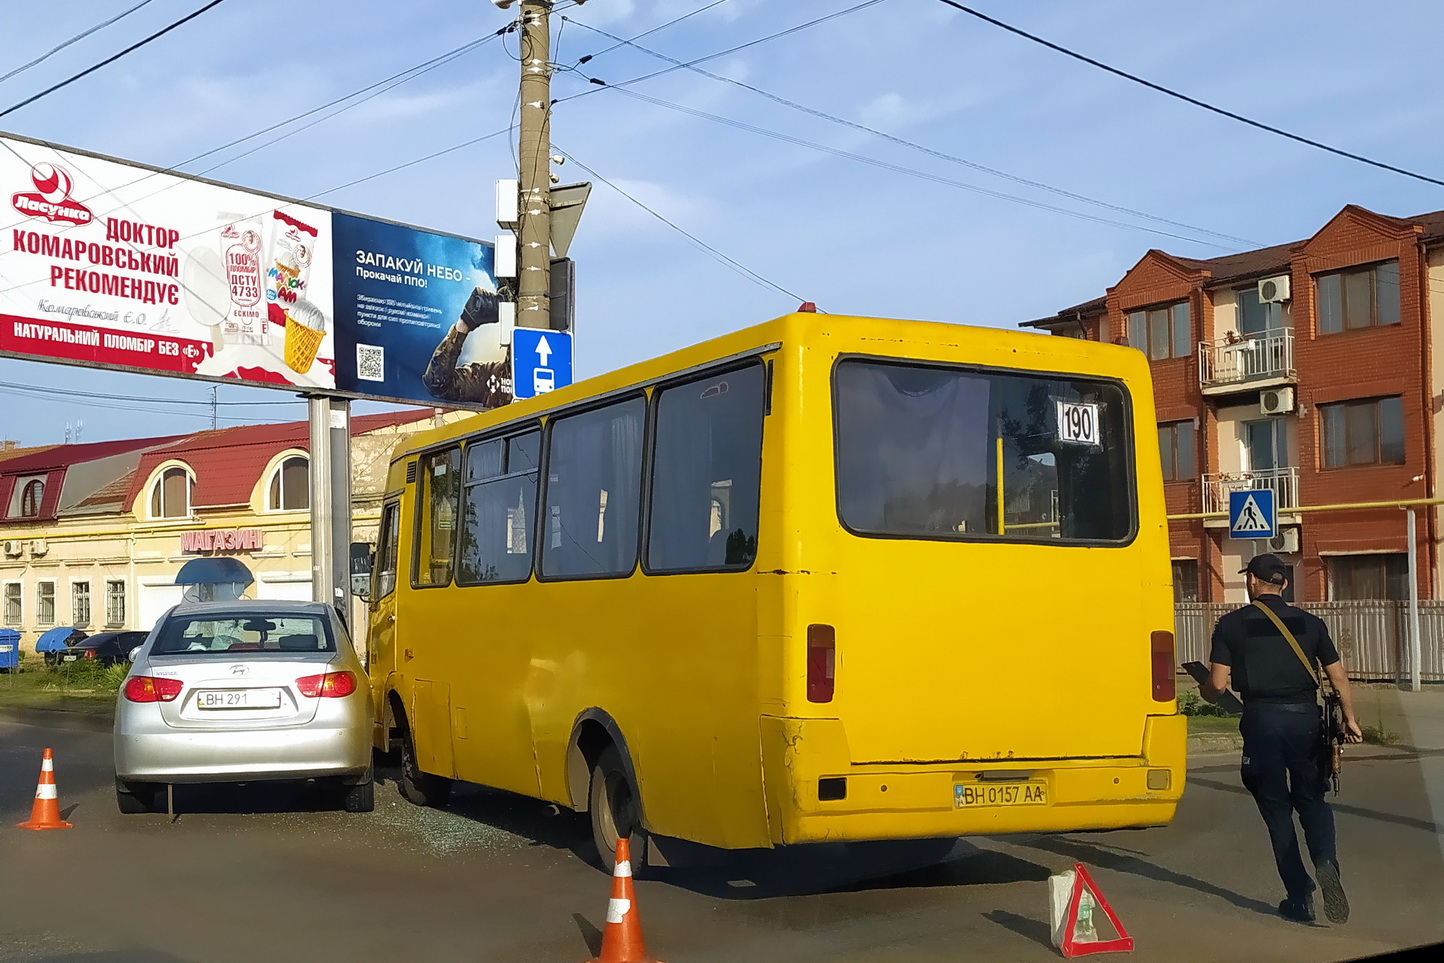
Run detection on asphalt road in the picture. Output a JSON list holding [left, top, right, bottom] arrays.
[[0, 715, 1440, 963]]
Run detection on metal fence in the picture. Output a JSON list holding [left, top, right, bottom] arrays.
[[1175, 600, 1444, 683]]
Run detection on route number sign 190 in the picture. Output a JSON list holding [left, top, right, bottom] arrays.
[[1056, 401, 1100, 445]]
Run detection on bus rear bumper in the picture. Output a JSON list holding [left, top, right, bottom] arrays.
[[760, 713, 1187, 846]]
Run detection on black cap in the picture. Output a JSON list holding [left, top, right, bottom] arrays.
[[1240, 553, 1289, 585]]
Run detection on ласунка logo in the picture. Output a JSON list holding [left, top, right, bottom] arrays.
[[12, 162, 93, 225]]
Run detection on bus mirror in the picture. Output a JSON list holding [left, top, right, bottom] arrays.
[[349, 542, 375, 600], [350, 574, 371, 601]]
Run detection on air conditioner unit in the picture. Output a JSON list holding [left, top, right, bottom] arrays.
[[1258, 275, 1291, 303], [29, 538, 47, 556], [1260, 387, 1295, 416], [2, 540, 21, 556], [1268, 529, 1300, 554]]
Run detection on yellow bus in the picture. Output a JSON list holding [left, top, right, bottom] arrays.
[[363, 312, 1185, 867]]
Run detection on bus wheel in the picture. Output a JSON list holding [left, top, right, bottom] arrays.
[[398, 716, 453, 808], [589, 744, 645, 872]]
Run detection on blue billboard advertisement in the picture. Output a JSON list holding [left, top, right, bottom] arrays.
[[331, 212, 511, 408]]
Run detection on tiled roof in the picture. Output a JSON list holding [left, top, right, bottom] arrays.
[[67, 468, 137, 516], [126, 409, 432, 509], [1022, 206, 1444, 329], [0, 435, 188, 475]]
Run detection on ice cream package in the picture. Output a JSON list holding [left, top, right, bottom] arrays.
[[219, 218, 267, 344], [265, 209, 318, 327]]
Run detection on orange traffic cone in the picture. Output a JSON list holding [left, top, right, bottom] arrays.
[[584, 837, 664, 963], [17, 748, 72, 830]]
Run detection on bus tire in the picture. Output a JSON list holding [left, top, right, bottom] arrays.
[[398, 714, 452, 808], [589, 744, 647, 873]]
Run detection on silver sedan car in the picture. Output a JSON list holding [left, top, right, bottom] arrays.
[[114, 600, 373, 813]]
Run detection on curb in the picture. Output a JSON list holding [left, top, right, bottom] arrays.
[[0, 705, 114, 732]]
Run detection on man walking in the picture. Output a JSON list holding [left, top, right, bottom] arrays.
[[1203, 553, 1364, 924]]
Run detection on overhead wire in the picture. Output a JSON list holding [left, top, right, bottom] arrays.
[[0, 0, 233, 120], [933, 0, 1444, 189], [562, 17, 1261, 248], [0, 0, 161, 86], [553, 147, 811, 304]]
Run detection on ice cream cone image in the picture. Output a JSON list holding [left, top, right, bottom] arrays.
[[283, 299, 326, 373]]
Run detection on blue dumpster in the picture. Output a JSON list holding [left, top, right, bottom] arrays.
[[0, 629, 19, 672]]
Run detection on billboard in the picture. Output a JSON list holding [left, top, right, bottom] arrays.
[[1, 135, 337, 390], [0, 132, 519, 408], [331, 212, 511, 407]]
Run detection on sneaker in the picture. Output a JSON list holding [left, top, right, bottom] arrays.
[[1278, 896, 1316, 923], [1316, 861, 1350, 923]]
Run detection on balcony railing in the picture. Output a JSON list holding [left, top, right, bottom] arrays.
[[1198, 330, 1294, 389], [1202, 466, 1300, 515]]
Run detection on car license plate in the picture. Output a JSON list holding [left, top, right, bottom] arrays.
[[954, 781, 1047, 808], [197, 689, 282, 710], [62, 654, 78, 662]]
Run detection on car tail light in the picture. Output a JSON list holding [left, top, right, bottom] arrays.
[[83, 650, 94, 660], [806, 624, 835, 703], [1151, 630, 1176, 702], [124, 676, 183, 703], [296, 671, 358, 698]]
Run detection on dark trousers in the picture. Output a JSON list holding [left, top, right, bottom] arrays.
[[1239, 702, 1338, 900]]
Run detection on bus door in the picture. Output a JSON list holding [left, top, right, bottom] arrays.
[[367, 499, 402, 745]]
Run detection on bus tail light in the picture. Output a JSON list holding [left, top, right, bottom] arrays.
[[123, 676, 183, 703], [296, 671, 358, 698], [807, 624, 835, 703], [1151, 630, 1176, 702]]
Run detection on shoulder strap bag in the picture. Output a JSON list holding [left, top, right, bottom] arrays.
[[1252, 600, 1345, 793]]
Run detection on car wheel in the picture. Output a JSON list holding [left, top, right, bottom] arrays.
[[398, 717, 452, 808], [589, 744, 646, 873], [335, 770, 375, 813], [115, 778, 158, 815]]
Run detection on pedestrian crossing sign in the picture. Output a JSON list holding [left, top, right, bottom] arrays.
[[1228, 489, 1276, 539]]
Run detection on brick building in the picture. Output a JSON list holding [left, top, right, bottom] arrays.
[[1022, 204, 1444, 605]]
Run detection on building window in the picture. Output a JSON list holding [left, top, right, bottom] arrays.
[[1158, 421, 1197, 482], [1172, 559, 1199, 603], [2, 583, 19, 626], [72, 581, 91, 628], [1320, 397, 1404, 468], [7, 475, 46, 518], [37, 581, 55, 626], [1236, 286, 1284, 337], [1317, 260, 1400, 334], [267, 456, 309, 511], [106, 579, 126, 627], [1327, 554, 1408, 600], [1128, 301, 1192, 360], [20, 479, 43, 517], [150, 467, 193, 519]]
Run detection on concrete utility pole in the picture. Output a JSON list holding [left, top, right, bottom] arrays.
[[516, 0, 553, 330]]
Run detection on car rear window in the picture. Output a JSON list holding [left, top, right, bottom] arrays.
[[150, 614, 335, 655]]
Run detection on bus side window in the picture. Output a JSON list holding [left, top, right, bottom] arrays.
[[648, 363, 766, 572], [459, 430, 540, 584], [375, 502, 400, 599], [541, 398, 645, 579], [413, 447, 461, 587]]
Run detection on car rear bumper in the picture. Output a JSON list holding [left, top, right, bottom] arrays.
[[758, 714, 1187, 846], [114, 716, 371, 783]]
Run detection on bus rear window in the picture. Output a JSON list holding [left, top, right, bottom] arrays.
[[834, 360, 1134, 543]]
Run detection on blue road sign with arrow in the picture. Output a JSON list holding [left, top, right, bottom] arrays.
[[1228, 489, 1276, 540], [511, 328, 573, 401]]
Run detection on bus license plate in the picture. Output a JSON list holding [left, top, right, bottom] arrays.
[[197, 689, 282, 710], [954, 781, 1047, 808]]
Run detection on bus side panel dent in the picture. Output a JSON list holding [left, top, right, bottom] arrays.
[[1144, 712, 1188, 783], [760, 715, 851, 845], [414, 680, 456, 780]]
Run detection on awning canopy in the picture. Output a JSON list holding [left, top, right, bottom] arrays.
[[175, 557, 255, 587]]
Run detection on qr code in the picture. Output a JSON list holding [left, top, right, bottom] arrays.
[[356, 344, 385, 382]]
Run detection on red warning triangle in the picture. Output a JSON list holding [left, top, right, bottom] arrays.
[[1060, 863, 1133, 958]]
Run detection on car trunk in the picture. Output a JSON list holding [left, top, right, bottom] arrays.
[[148, 652, 341, 729]]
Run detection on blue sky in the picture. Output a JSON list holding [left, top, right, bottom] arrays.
[[2, 0, 1442, 445]]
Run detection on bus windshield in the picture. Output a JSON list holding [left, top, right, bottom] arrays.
[[834, 360, 1134, 543]]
